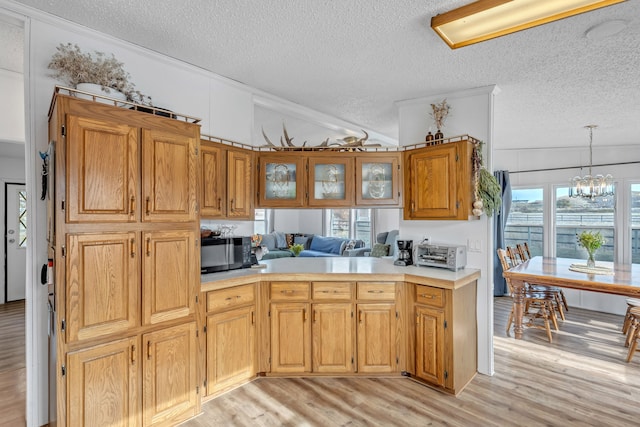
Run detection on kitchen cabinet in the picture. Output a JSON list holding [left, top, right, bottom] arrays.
[[312, 303, 354, 373], [412, 282, 477, 394], [205, 284, 256, 396], [307, 156, 354, 207], [404, 139, 474, 220], [143, 322, 198, 427], [355, 153, 402, 207], [257, 153, 307, 208], [50, 93, 201, 427], [200, 142, 253, 220], [356, 282, 397, 373], [270, 302, 312, 373], [66, 336, 140, 427], [142, 230, 198, 325]]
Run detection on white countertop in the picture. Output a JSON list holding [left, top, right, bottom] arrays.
[[201, 257, 480, 292]]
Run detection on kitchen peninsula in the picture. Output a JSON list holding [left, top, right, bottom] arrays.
[[201, 257, 479, 401]]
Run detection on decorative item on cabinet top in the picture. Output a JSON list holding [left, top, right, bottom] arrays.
[[261, 123, 382, 151], [50, 86, 201, 124]]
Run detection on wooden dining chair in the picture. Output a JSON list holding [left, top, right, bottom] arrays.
[[498, 248, 558, 343], [622, 298, 640, 335], [625, 306, 640, 362], [514, 243, 569, 318]]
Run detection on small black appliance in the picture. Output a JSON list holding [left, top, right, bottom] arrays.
[[394, 239, 413, 266]]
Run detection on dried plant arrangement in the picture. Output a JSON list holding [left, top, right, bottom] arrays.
[[430, 99, 451, 130], [471, 140, 502, 217], [48, 43, 151, 105]]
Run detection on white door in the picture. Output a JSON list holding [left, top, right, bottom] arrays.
[[6, 183, 26, 301]]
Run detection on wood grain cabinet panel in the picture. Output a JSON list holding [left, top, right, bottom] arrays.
[[226, 148, 253, 219], [66, 114, 138, 222], [206, 306, 255, 395], [200, 142, 226, 218], [357, 303, 397, 373], [404, 140, 473, 220], [142, 230, 197, 325], [415, 305, 445, 386], [307, 156, 354, 207], [270, 302, 311, 373], [312, 303, 354, 373], [143, 322, 198, 427], [66, 232, 138, 342], [67, 336, 140, 427], [257, 154, 306, 208], [355, 153, 402, 207], [142, 129, 197, 222]]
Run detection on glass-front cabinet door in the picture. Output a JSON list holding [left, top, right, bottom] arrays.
[[308, 156, 354, 207], [355, 153, 401, 206], [257, 154, 306, 207]]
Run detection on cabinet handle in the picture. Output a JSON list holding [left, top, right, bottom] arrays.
[[145, 196, 150, 216], [419, 294, 435, 299], [251, 310, 255, 325], [129, 195, 135, 216], [313, 310, 317, 323], [147, 341, 152, 360], [280, 289, 294, 294], [303, 309, 307, 321], [411, 201, 415, 213], [230, 198, 234, 211], [131, 344, 136, 365], [146, 237, 151, 256], [367, 290, 384, 294], [359, 310, 363, 323], [130, 238, 135, 258], [225, 297, 233, 301], [416, 314, 420, 325], [217, 198, 221, 210]]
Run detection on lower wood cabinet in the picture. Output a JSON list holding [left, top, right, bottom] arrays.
[[66, 322, 198, 427], [357, 303, 397, 373], [415, 305, 445, 385], [67, 336, 139, 427], [143, 322, 198, 427], [312, 303, 354, 373], [206, 306, 255, 395], [270, 302, 311, 373]]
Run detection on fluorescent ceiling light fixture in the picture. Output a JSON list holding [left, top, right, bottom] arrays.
[[431, 0, 626, 49]]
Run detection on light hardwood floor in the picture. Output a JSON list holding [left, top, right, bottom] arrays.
[[184, 297, 640, 427], [0, 300, 26, 427]]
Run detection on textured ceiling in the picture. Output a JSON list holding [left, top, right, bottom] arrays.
[[9, 0, 640, 150]]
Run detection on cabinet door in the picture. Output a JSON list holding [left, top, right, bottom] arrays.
[[355, 153, 401, 206], [312, 303, 354, 373], [200, 142, 226, 218], [66, 114, 138, 222], [66, 232, 138, 342], [405, 142, 464, 220], [67, 336, 140, 427], [142, 129, 197, 222], [142, 230, 196, 325], [258, 154, 306, 207], [307, 156, 354, 207], [227, 148, 253, 219], [143, 322, 197, 427], [206, 306, 255, 395], [270, 302, 311, 373], [415, 305, 445, 386], [357, 303, 396, 373]]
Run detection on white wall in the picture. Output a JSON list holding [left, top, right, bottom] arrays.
[[273, 209, 324, 234], [0, 69, 24, 142], [396, 86, 500, 377]]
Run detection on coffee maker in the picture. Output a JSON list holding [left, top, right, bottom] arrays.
[[394, 239, 413, 266]]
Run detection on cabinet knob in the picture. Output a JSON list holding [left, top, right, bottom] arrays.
[[130, 238, 135, 258], [129, 195, 135, 216], [145, 196, 151, 216]]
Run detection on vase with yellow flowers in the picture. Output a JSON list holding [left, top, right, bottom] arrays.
[[577, 230, 605, 268]]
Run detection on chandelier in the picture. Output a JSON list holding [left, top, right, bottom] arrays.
[[569, 125, 614, 199]]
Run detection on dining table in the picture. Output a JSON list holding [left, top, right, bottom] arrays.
[[502, 256, 640, 339]]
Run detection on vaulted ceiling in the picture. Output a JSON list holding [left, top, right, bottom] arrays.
[[9, 0, 640, 151]]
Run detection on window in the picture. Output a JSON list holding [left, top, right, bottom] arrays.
[[18, 189, 27, 248], [253, 208, 272, 235], [632, 184, 640, 264], [555, 187, 615, 261], [505, 188, 543, 256], [324, 208, 373, 247]]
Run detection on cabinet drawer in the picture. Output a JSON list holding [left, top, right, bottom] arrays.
[[357, 282, 395, 301], [271, 282, 310, 301], [207, 285, 255, 312], [416, 285, 445, 307], [312, 282, 353, 300]]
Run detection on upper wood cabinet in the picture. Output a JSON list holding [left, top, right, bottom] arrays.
[[200, 141, 253, 220], [404, 140, 474, 220], [66, 114, 138, 223], [257, 153, 307, 208], [355, 153, 402, 207], [64, 107, 198, 224], [307, 156, 354, 207]]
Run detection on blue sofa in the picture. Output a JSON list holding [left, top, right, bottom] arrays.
[[299, 235, 365, 258]]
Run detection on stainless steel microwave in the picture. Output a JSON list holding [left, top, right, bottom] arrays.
[[201, 236, 252, 274]]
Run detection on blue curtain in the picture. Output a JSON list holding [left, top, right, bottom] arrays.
[[493, 170, 511, 296]]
